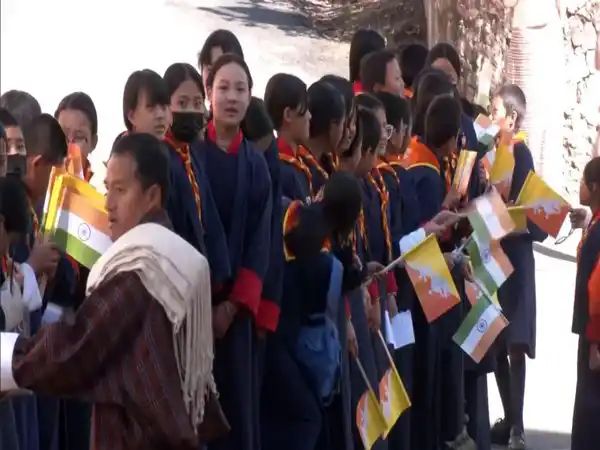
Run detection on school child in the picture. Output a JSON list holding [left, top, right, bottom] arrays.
[[54, 91, 100, 450], [489, 84, 547, 450], [241, 97, 283, 335], [17, 114, 72, 450], [354, 95, 398, 338], [0, 90, 41, 129], [425, 43, 478, 151], [359, 50, 405, 96], [374, 92, 420, 235], [407, 86, 471, 450], [396, 41, 428, 98], [373, 91, 419, 450], [264, 73, 312, 202], [55, 92, 98, 182], [571, 156, 600, 450], [349, 29, 386, 94], [198, 54, 273, 450], [0, 108, 26, 157], [319, 75, 358, 173], [262, 173, 361, 450], [348, 106, 389, 450], [122, 69, 171, 140], [162, 63, 212, 256], [302, 80, 346, 195], [198, 29, 245, 92]]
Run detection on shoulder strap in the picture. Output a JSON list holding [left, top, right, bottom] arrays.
[[326, 256, 343, 311]]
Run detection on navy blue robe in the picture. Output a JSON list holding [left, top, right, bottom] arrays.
[[199, 125, 272, 450], [571, 216, 600, 450], [407, 141, 466, 448], [278, 138, 312, 203], [256, 139, 284, 333], [498, 141, 547, 357], [163, 136, 207, 255]]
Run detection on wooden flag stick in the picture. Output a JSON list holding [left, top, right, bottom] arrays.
[[377, 329, 397, 369], [353, 355, 376, 393]]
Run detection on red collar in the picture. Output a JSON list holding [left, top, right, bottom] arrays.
[[403, 87, 413, 99], [163, 128, 187, 149], [352, 80, 364, 95], [277, 137, 297, 158], [206, 121, 244, 154]]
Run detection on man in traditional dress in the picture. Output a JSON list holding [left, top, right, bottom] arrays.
[[0, 133, 217, 450]]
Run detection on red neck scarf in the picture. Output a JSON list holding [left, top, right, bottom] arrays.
[[278, 138, 313, 196]]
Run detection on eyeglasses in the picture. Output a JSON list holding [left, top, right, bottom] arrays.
[[554, 227, 575, 245]]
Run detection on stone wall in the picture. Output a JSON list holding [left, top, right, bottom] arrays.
[[562, 0, 599, 196]]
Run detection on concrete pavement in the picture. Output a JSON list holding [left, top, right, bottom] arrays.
[[0, 1, 580, 448]]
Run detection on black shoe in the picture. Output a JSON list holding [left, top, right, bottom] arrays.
[[490, 418, 511, 446], [508, 427, 526, 450]]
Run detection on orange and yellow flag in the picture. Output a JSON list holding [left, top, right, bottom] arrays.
[[452, 150, 478, 196], [489, 140, 515, 201], [66, 143, 85, 180], [507, 206, 528, 232], [376, 330, 411, 437], [516, 171, 570, 238], [356, 387, 388, 450], [404, 234, 460, 322]]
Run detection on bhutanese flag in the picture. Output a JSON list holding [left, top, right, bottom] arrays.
[[489, 140, 515, 201], [452, 150, 477, 196], [51, 188, 111, 269], [453, 295, 508, 363], [467, 189, 515, 243], [378, 364, 410, 437], [404, 234, 460, 322], [465, 279, 500, 309], [356, 388, 388, 450], [508, 206, 528, 232], [516, 171, 570, 238], [466, 235, 513, 296]]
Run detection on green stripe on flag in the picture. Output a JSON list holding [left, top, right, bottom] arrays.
[[468, 212, 491, 243], [453, 295, 491, 344], [467, 239, 498, 294], [53, 228, 102, 269]]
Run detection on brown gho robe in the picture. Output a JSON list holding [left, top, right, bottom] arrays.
[[6, 271, 200, 450]]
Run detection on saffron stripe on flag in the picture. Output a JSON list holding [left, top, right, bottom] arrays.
[[59, 190, 110, 236]]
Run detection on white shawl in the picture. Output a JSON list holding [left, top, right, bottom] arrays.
[[86, 222, 216, 430]]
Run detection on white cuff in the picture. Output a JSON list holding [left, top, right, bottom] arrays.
[[399, 228, 427, 255], [20, 263, 42, 312], [1, 332, 19, 391]]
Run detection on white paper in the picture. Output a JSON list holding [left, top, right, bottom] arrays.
[[392, 310, 415, 349], [384, 311, 397, 348]]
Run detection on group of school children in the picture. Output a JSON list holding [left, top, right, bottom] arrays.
[[1, 25, 599, 450]]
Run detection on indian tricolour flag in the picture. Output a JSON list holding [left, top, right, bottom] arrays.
[[466, 234, 513, 296], [52, 188, 111, 269], [467, 189, 515, 243], [453, 295, 508, 363]]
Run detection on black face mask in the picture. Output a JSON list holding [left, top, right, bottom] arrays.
[[171, 112, 205, 143]]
